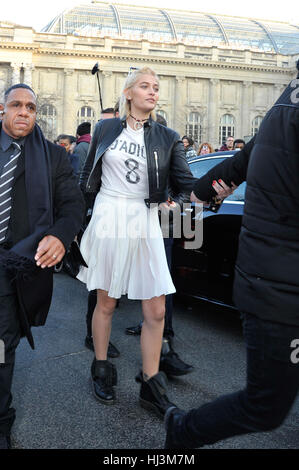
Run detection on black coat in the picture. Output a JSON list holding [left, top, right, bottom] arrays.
[[80, 117, 196, 207], [193, 137, 255, 201], [193, 79, 299, 327], [10, 141, 85, 348]]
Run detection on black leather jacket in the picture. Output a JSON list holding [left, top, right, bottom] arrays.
[[80, 117, 195, 207]]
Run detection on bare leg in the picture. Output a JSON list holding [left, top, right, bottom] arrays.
[[92, 289, 117, 360], [141, 295, 165, 379]]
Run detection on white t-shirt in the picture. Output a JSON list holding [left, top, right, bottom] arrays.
[[101, 123, 149, 198]]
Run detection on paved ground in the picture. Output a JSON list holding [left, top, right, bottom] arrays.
[[10, 271, 299, 449]]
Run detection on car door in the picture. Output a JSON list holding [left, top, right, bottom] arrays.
[[172, 153, 246, 308]]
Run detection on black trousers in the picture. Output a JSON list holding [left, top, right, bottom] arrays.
[[85, 237, 175, 339], [0, 293, 21, 437], [175, 313, 299, 448]]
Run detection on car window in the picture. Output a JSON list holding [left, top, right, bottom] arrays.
[[189, 157, 246, 202], [190, 158, 226, 178]]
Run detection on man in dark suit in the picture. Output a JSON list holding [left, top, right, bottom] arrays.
[[0, 83, 85, 449]]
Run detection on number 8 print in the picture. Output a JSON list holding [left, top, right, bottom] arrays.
[[125, 158, 140, 184]]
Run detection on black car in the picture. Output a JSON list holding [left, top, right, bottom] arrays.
[[172, 151, 246, 309]]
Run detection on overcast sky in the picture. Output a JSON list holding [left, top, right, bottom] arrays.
[[1, 0, 299, 30]]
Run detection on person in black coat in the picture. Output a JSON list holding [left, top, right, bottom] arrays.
[[0, 84, 85, 449], [165, 62, 299, 448]]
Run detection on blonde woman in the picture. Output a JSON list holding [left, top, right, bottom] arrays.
[[78, 67, 195, 418]]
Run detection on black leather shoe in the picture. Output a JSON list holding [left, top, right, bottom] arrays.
[[138, 371, 176, 419], [0, 435, 11, 449], [91, 358, 117, 405], [160, 350, 194, 377], [107, 342, 120, 358], [160, 338, 194, 377], [125, 321, 143, 335], [85, 336, 120, 358], [164, 406, 188, 449]]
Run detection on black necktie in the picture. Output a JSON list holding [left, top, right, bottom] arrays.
[[0, 142, 22, 243]]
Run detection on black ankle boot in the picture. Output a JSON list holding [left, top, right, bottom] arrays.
[[138, 371, 176, 419], [160, 338, 194, 377], [91, 358, 117, 405]]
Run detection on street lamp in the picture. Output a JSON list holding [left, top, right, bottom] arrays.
[[91, 62, 103, 113]]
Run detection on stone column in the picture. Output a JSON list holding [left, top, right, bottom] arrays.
[[273, 83, 283, 103], [102, 71, 113, 109], [63, 68, 75, 134], [11, 63, 21, 85], [173, 76, 185, 136], [24, 64, 34, 87], [0, 70, 7, 101], [241, 81, 252, 138], [208, 79, 220, 147]]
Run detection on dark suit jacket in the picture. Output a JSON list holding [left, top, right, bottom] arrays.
[[8, 140, 85, 348]]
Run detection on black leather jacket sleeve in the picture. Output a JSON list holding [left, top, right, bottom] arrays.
[[168, 175, 190, 207], [193, 136, 256, 201]]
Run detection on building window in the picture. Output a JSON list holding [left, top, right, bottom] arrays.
[[186, 112, 201, 144], [219, 114, 235, 146], [38, 104, 57, 141], [157, 109, 168, 124], [252, 116, 263, 135], [77, 106, 96, 131]]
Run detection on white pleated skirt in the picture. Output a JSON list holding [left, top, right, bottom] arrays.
[[77, 189, 176, 299]]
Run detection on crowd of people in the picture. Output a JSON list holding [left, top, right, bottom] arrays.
[[0, 61, 298, 450], [181, 135, 246, 161]]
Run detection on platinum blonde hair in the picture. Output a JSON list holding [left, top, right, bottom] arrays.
[[119, 66, 159, 120]]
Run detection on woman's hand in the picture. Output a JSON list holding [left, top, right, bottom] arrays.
[[159, 199, 180, 212], [212, 179, 238, 200]]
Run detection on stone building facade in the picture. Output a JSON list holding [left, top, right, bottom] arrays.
[[0, 4, 298, 148]]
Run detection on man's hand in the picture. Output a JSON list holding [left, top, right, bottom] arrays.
[[35, 235, 65, 269]]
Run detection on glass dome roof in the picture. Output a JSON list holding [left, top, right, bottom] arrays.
[[42, 1, 299, 55]]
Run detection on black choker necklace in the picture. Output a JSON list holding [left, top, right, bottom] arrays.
[[129, 114, 149, 130]]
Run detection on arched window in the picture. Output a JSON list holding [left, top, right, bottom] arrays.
[[219, 114, 235, 146], [157, 110, 167, 123], [185, 112, 201, 144], [77, 106, 96, 132], [252, 116, 263, 136], [38, 104, 57, 142]]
